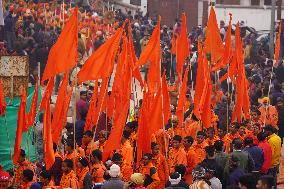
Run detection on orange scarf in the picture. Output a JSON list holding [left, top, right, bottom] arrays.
[[77, 167, 89, 189]]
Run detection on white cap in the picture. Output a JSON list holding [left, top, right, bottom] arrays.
[[109, 164, 120, 178]]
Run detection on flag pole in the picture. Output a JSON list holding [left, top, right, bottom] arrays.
[[73, 73, 77, 174], [3, 115, 14, 170]]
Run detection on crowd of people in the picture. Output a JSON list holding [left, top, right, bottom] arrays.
[[1, 0, 284, 189]]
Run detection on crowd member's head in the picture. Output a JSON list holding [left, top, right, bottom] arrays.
[[239, 126, 246, 136], [109, 164, 120, 178], [263, 125, 276, 136], [129, 173, 144, 187], [78, 157, 89, 169], [205, 145, 215, 159], [233, 138, 243, 150], [257, 132, 267, 143], [142, 153, 152, 166], [256, 175, 275, 189], [121, 130, 131, 144], [23, 169, 34, 183], [151, 142, 160, 156], [83, 130, 93, 144], [171, 115, 179, 128], [91, 149, 102, 164], [18, 149, 26, 164], [218, 128, 226, 139], [98, 130, 109, 144], [244, 137, 254, 147], [39, 170, 51, 186], [238, 174, 257, 189], [112, 153, 123, 166], [80, 91, 87, 101], [251, 123, 261, 135], [168, 172, 182, 186], [251, 108, 261, 122], [174, 164, 186, 178], [206, 127, 215, 139], [230, 122, 240, 134], [65, 140, 74, 154], [172, 135, 182, 149], [0, 165, 11, 188], [229, 155, 240, 170], [62, 159, 73, 174], [214, 140, 224, 152], [261, 97, 270, 107], [183, 136, 194, 150], [276, 97, 284, 108], [196, 131, 206, 144], [192, 165, 206, 182]]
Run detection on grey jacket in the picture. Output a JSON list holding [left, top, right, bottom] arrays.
[[101, 178, 124, 189]]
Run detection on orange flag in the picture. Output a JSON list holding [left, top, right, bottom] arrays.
[[128, 25, 144, 87], [200, 76, 212, 129], [204, 6, 224, 65], [275, 21, 282, 65], [193, 41, 205, 119], [176, 66, 189, 125], [84, 82, 99, 131], [212, 13, 232, 71], [24, 81, 39, 132], [77, 24, 125, 83], [176, 13, 190, 82], [12, 88, 27, 164], [136, 19, 161, 67], [162, 72, 171, 125], [0, 80, 6, 116], [42, 8, 78, 83], [51, 74, 69, 143], [39, 77, 54, 112], [43, 99, 55, 170]]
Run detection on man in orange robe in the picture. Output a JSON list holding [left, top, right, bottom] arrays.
[[138, 153, 160, 189], [223, 123, 241, 153], [118, 131, 133, 181], [83, 130, 97, 157], [259, 97, 278, 128], [184, 114, 201, 139], [183, 136, 198, 185], [218, 128, 231, 153], [97, 130, 109, 152], [59, 159, 79, 188], [205, 127, 220, 145], [64, 140, 80, 165], [152, 129, 170, 157], [90, 149, 106, 184], [151, 142, 169, 189], [167, 116, 185, 138], [168, 135, 187, 173], [39, 170, 56, 189], [13, 149, 36, 187], [20, 169, 37, 189], [192, 131, 208, 164]]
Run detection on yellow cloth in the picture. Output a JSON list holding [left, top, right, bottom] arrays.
[[267, 133, 281, 167]]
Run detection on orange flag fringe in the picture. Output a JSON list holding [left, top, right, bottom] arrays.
[[77, 24, 125, 83], [0, 80, 6, 116], [275, 21, 282, 65], [42, 7, 78, 83], [24, 81, 39, 132], [12, 88, 27, 164], [204, 6, 224, 65], [176, 13, 190, 82]]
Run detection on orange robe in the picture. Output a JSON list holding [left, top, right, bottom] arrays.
[[90, 162, 106, 183], [84, 140, 97, 156], [184, 147, 198, 185], [129, 132, 137, 147], [184, 120, 201, 139], [59, 170, 79, 189], [223, 133, 241, 153], [14, 160, 36, 186], [120, 140, 133, 181], [138, 162, 160, 189], [152, 153, 169, 189], [205, 135, 220, 146], [77, 167, 90, 189], [152, 129, 170, 156], [42, 180, 57, 189], [192, 141, 208, 164], [259, 105, 278, 128], [64, 150, 80, 166], [168, 147, 187, 173]]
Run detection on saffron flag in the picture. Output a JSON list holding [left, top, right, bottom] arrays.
[[39, 77, 54, 112], [51, 74, 69, 144], [42, 7, 78, 83], [204, 6, 224, 65], [84, 81, 98, 131], [24, 81, 39, 131], [77, 24, 125, 83], [176, 13, 190, 82], [275, 21, 282, 65], [0, 80, 6, 116], [12, 88, 27, 164], [162, 73, 171, 125]]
